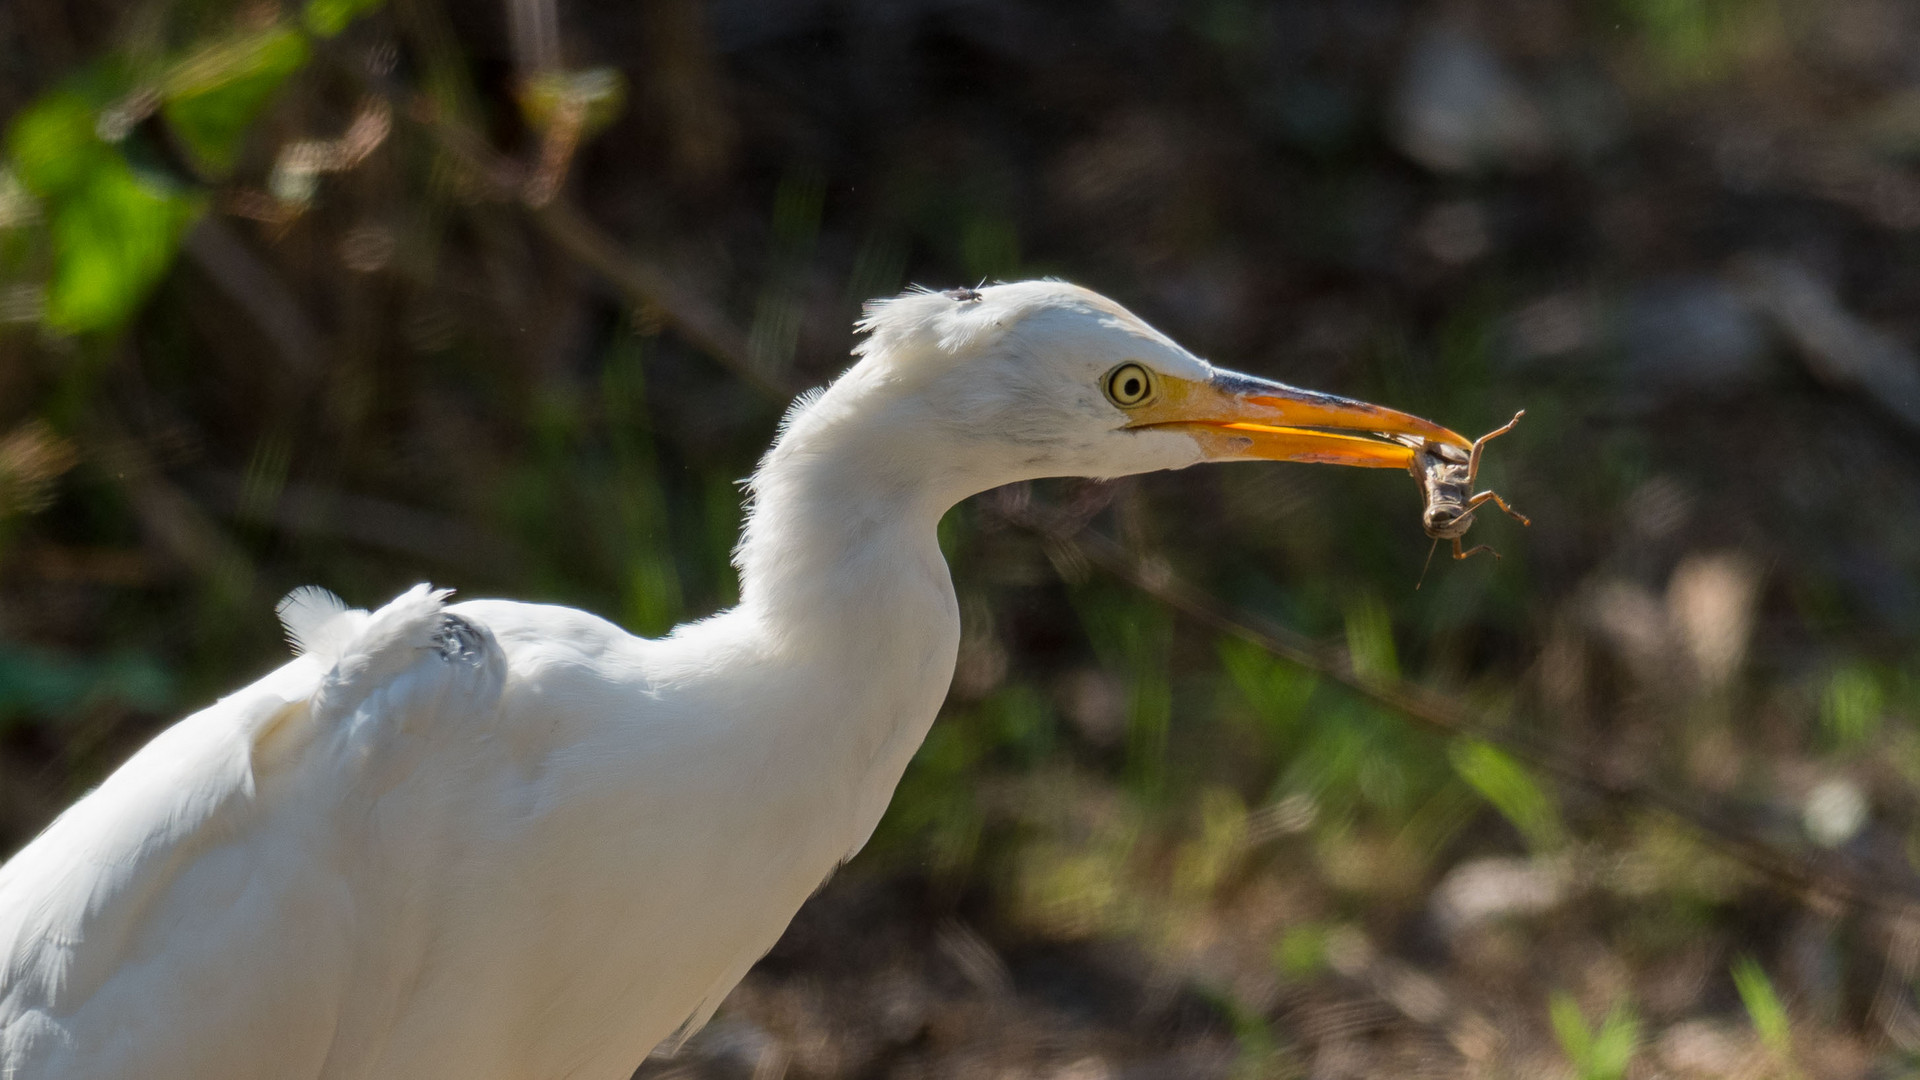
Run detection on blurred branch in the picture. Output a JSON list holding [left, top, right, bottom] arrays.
[[86, 418, 256, 596], [1734, 254, 1920, 436], [532, 200, 779, 397], [390, 87, 783, 400], [995, 490, 1920, 917], [182, 216, 322, 376], [194, 471, 520, 575], [504, 0, 560, 78]]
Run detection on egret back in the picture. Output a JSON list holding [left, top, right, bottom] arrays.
[[0, 586, 505, 1079]]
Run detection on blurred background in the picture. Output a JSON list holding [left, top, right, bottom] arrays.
[[5, 0, 1920, 1075]]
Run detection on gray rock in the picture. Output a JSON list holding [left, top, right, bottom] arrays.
[[1431, 855, 1570, 936], [1391, 24, 1550, 174], [1734, 254, 1920, 433], [1618, 277, 1774, 393], [1503, 290, 1598, 363], [1501, 278, 1776, 402]]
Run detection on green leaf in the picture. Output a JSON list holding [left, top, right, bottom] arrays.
[[4, 45, 306, 331], [8, 92, 112, 197], [44, 157, 203, 331], [987, 682, 1055, 767], [1549, 992, 1593, 1066], [1550, 992, 1639, 1080], [5, 76, 207, 330], [517, 68, 627, 137], [1449, 738, 1566, 852], [870, 717, 986, 876], [159, 28, 310, 175], [1732, 955, 1794, 1059], [1273, 923, 1329, 980], [1590, 1001, 1641, 1079], [303, 0, 386, 38], [0, 646, 174, 726], [1070, 589, 1173, 798], [622, 549, 683, 639], [1820, 664, 1883, 750], [1342, 592, 1397, 679], [1615, 0, 1780, 88], [1219, 636, 1317, 748]]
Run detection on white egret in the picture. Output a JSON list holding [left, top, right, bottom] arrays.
[[0, 281, 1468, 1078]]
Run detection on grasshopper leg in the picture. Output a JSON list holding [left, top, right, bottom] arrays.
[[1452, 538, 1500, 560], [1465, 409, 1526, 479], [1464, 489, 1531, 527]]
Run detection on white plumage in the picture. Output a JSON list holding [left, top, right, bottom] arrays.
[[0, 281, 1466, 1078]]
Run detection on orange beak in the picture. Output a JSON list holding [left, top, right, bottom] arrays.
[[1126, 369, 1469, 468]]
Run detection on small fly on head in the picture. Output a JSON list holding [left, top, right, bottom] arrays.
[[943, 286, 984, 302]]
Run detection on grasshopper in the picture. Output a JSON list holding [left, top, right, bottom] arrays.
[[1410, 411, 1530, 581]]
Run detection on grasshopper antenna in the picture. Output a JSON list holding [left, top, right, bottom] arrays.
[[1415, 537, 1439, 591]]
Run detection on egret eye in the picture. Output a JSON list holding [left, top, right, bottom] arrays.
[[1104, 363, 1154, 407]]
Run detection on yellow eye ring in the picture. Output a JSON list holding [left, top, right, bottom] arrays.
[[1104, 363, 1154, 407]]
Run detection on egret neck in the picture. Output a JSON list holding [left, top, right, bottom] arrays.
[[726, 366, 968, 857]]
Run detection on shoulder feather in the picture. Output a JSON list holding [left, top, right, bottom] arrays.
[[276, 586, 364, 661]]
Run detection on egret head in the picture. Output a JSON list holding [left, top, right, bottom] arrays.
[[838, 280, 1468, 498]]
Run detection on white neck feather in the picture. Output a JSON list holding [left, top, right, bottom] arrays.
[[731, 369, 962, 645], [712, 364, 965, 844]]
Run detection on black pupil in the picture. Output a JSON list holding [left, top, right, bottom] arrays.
[[1122, 376, 1141, 397]]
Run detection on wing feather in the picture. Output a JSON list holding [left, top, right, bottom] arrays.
[[0, 583, 504, 1079], [276, 585, 361, 660]]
